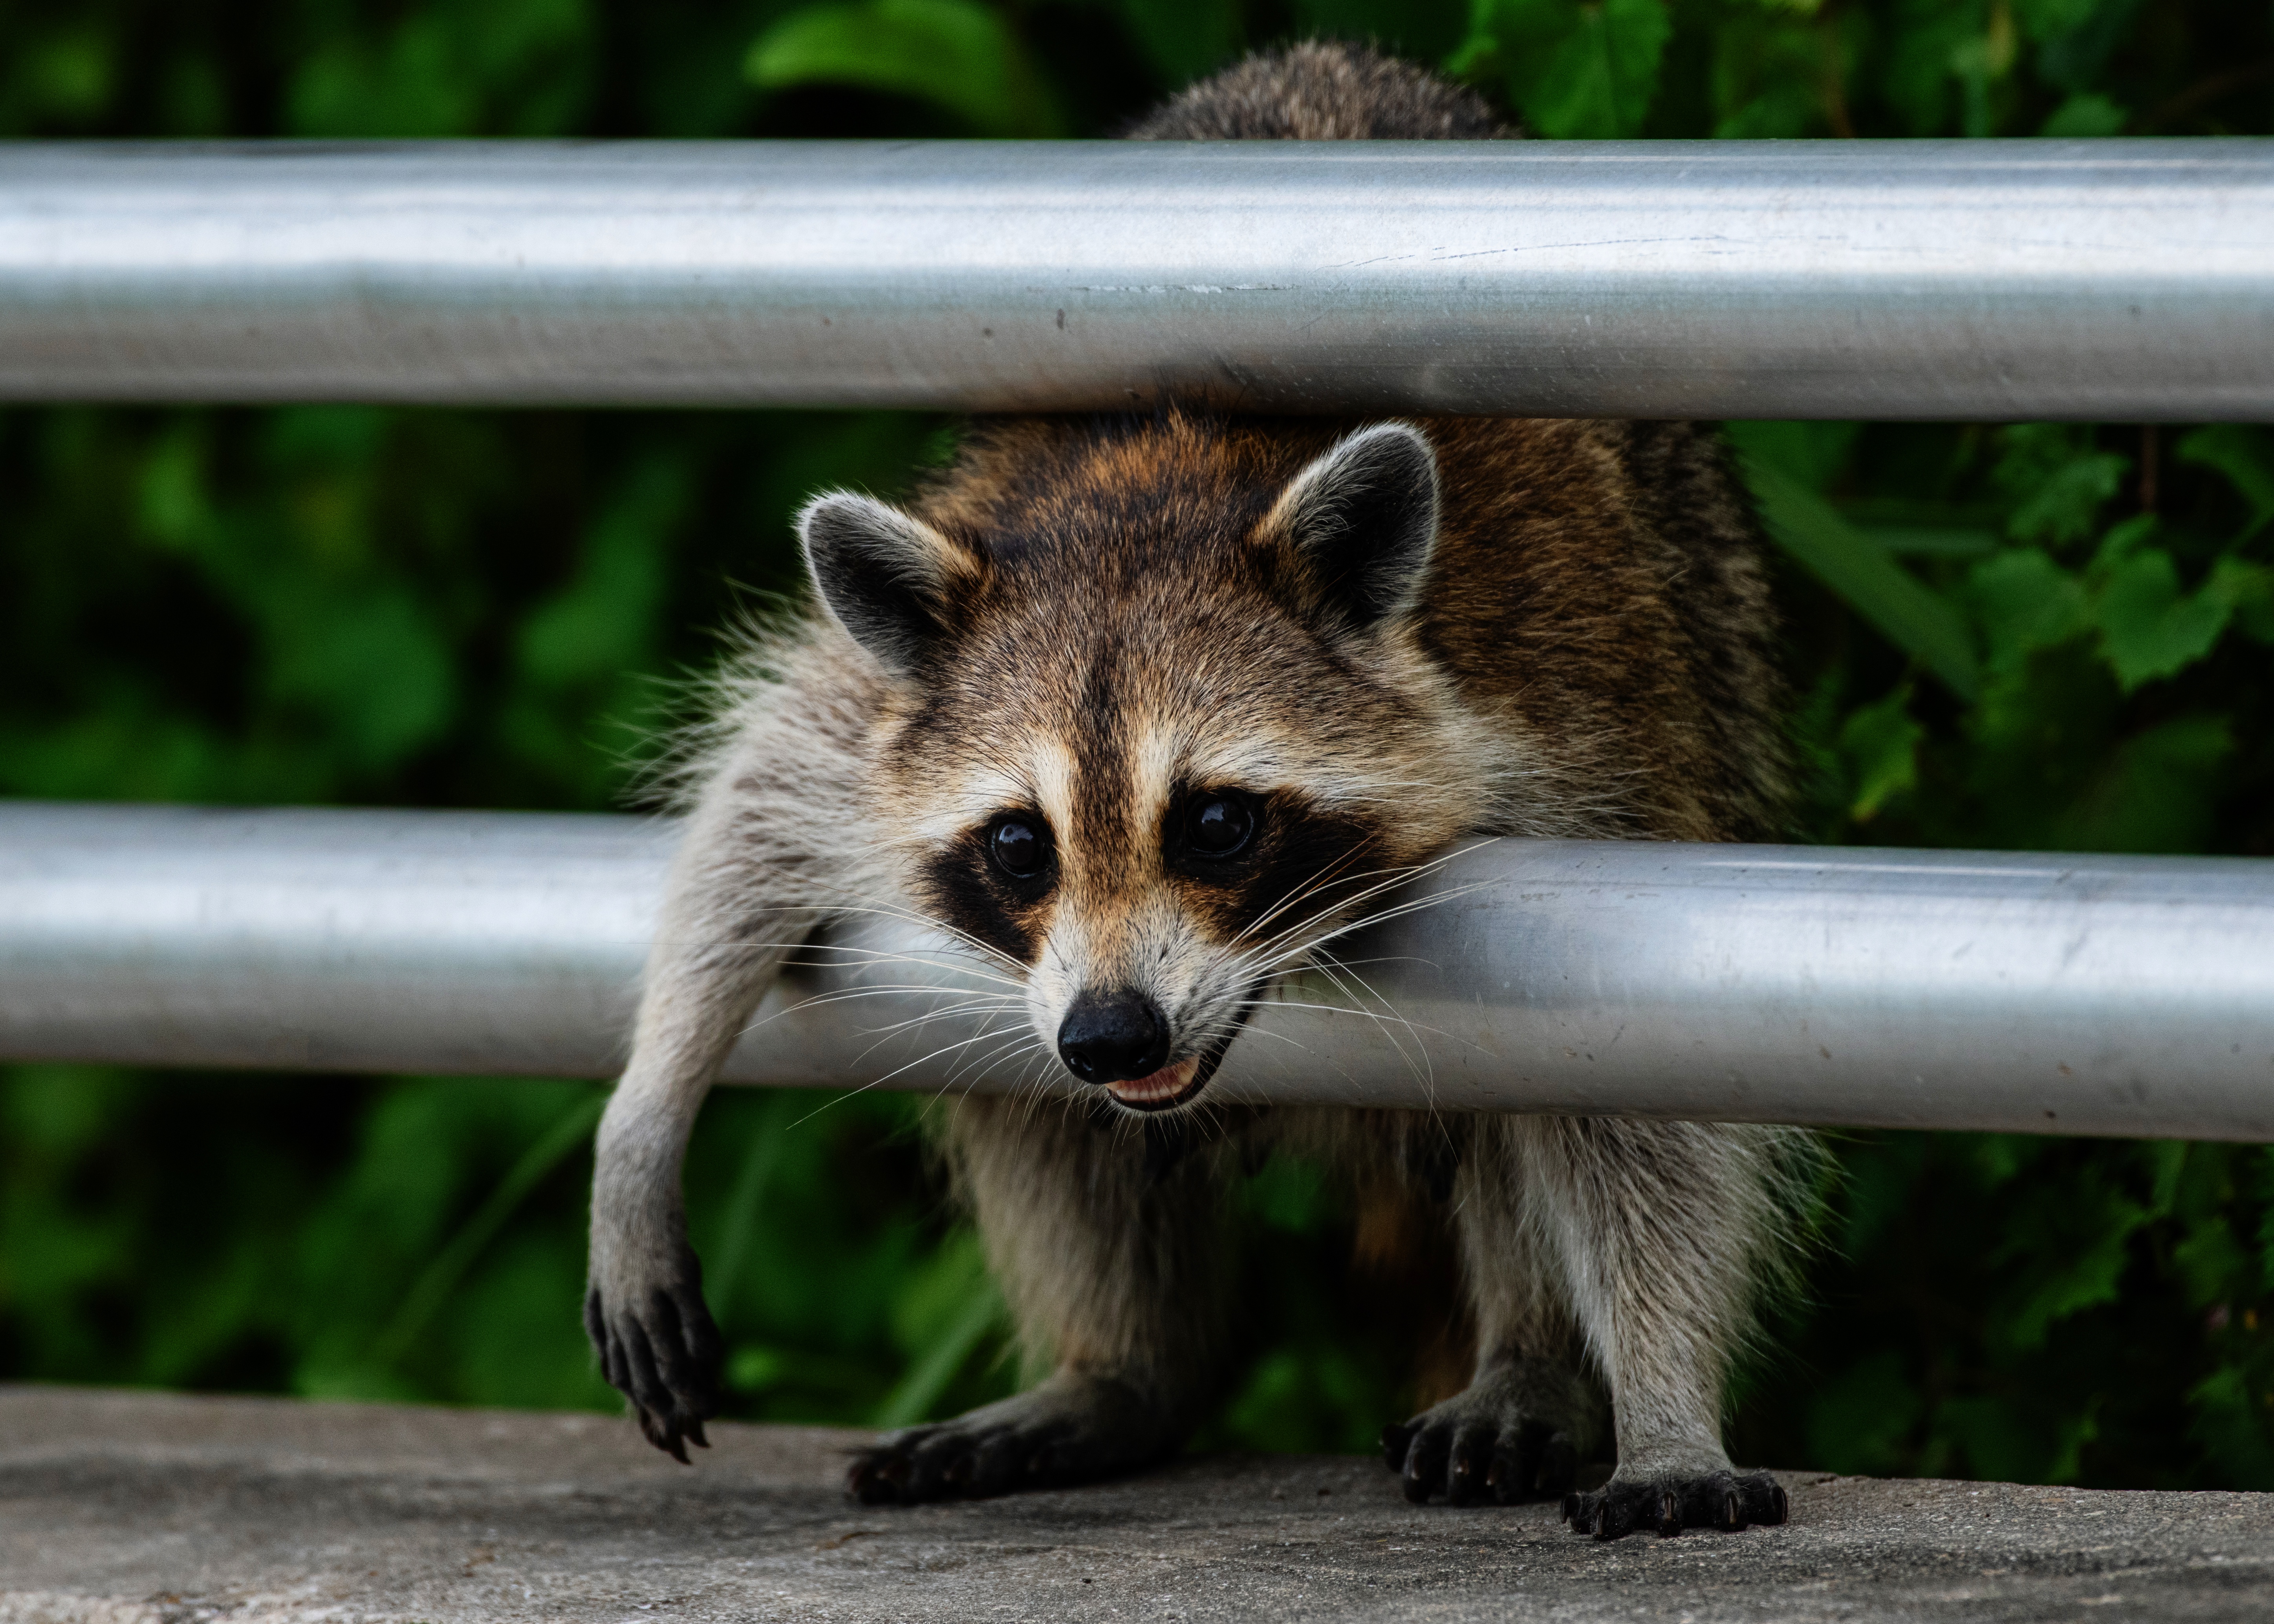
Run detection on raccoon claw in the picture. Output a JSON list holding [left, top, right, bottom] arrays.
[[1382, 1414, 1577, 1506], [584, 1258, 723, 1465], [849, 1416, 1078, 1504], [847, 1375, 1171, 1504], [1561, 1470, 1787, 1540]]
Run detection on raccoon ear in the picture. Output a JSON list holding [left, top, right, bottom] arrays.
[[1264, 423, 1439, 630], [798, 492, 975, 676]]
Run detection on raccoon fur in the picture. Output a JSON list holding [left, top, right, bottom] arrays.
[[585, 40, 1810, 1541]]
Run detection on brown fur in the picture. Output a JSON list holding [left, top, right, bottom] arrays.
[[1126, 40, 1511, 141], [585, 42, 1810, 1540]]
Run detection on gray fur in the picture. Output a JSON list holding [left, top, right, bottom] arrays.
[[584, 42, 1814, 1539]]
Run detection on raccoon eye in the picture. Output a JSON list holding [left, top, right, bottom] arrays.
[[1185, 792, 1256, 859], [987, 816, 1050, 880]]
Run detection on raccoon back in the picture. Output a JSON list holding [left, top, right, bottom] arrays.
[[1124, 40, 1510, 141]]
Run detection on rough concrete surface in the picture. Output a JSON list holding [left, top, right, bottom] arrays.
[[2, 1386, 2269, 1623]]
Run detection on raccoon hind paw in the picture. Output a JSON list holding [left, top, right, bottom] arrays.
[[1560, 1469, 1789, 1540], [846, 1412, 1096, 1504], [846, 1374, 1174, 1504]]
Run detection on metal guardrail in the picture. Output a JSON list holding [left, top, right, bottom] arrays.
[[5, 803, 2271, 1139], [4, 140, 2272, 420], [5, 144, 2271, 1139]]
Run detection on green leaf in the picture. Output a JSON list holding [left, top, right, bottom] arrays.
[[747, 0, 1062, 137], [2177, 425, 2274, 544], [366, 1091, 606, 1371], [874, 1230, 1005, 1426], [1453, 0, 1672, 138], [1742, 459, 1981, 701], [1864, 526, 1998, 558], [23, 30, 116, 122], [2258, 1147, 2274, 1291], [2186, 1365, 2274, 1491], [1967, 548, 2090, 671], [1999, 1196, 2148, 1351], [2055, 712, 2234, 854], [2216, 557, 2274, 644], [1123, 0, 1246, 88], [1293, 0, 1466, 66], [2012, 0, 2105, 41], [2039, 91, 2127, 135], [1723, 419, 1860, 493], [1707, 10, 1836, 139], [1804, 1350, 1922, 1476], [2005, 448, 2128, 546], [2172, 1218, 2252, 1310], [2093, 548, 2235, 691], [515, 455, 681, 689], [1836, 682, 1922, 821], [268, 589, 458, 770]]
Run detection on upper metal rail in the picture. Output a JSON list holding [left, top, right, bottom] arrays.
[[4, 140, 2271, 420], [5, 802, 2271, 1140]]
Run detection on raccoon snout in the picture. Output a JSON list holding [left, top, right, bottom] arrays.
[[1055, 989, 1172, 1085]]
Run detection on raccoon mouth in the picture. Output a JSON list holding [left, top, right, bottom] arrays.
[[1105, 1057, 1205, 1111], [1102, 1000, 1256, 1113]]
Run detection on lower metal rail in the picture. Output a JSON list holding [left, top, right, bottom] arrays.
[[2, 801, 2269, 1139]]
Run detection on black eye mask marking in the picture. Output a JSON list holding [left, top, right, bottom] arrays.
[[1166, 787, 1381, 962], [920, 813, 1056, 967]]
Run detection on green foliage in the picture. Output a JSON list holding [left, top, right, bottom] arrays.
[[1450, 0, 1674, 137], [6, 0, 2274, 1491], [748, 0, 1066, 137]]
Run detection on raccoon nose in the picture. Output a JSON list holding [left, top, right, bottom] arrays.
[[1056, 989, 1172, 1084]]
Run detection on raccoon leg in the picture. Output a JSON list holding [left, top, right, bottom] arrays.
[[588, 630, 882, 1461], [848, 1095, 1229, 1503], [1383, 1115, 1605, 1507], [584, 807, 818, 1461], [1518, 1116, 1797, 1539]]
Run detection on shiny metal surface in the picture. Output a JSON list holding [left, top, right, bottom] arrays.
[[5, 802, 2271, 1139], [3, 140, 2270, 419]]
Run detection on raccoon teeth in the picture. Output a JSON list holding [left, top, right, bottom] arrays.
[[1106, 1058, 1199, 1107]]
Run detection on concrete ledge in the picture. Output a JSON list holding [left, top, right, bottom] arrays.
[[2, 1386, 2269, 1622]]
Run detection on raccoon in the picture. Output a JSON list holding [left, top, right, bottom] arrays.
[[585, 41, 1809, 1541]]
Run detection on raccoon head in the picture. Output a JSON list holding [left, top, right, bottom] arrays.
[[800, 416, 1480, 1114]]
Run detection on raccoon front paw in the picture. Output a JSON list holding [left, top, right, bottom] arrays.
[[582, 1244, 722, 1465], [1380, 1364, 1588, 1507], [1381, 1412, 1578, 1506], [1561, 1469, 1788, 1540], [847, 1373, 1174, 1504]]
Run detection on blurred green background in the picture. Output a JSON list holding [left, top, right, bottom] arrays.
[[5, 0, 2274, 1490]]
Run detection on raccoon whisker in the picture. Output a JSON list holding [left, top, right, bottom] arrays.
[[836, 1000, 1031, 1044], [1226, 876, 1492, 986], [945, 1029, 1051, 1085], [1215, 842, 1398, 957], [791, 1016, 1047, 1127], [757, 980, 1023, 1007], [772, 914, 1031, 985], [1211, 845, 1483, 981], [732, 987, 1022, 1045], [1209, 835, 1412, 955], [1209, 1022, 1312, 1053], [699, 885, 1033, 980], [841, 1007, 1044, 1075], [778, 972, 1022, 999], [921, 1041, 1056, 1128], [1221, 997, 1466, 1047], [1265, 938, 1434, 1105], [677, 932, 1029, 993]]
